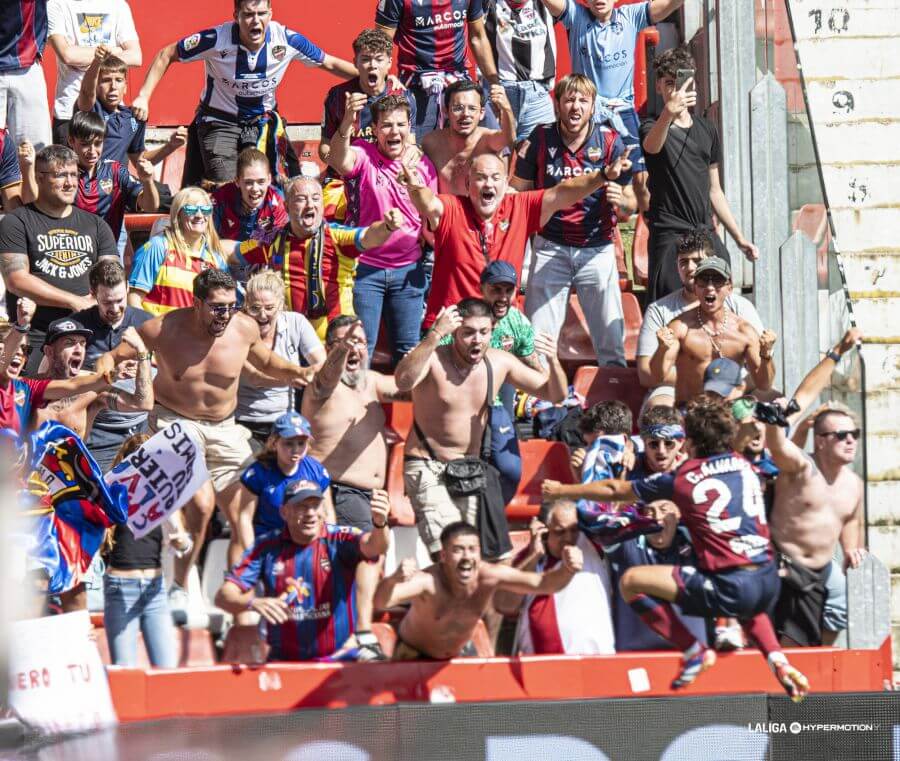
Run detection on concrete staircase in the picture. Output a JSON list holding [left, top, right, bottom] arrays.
[[786, 0, 900, 664]]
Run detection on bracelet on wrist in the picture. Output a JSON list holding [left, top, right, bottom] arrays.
[[13, 322, 29, 334], [136, 351, 152, 361], [826, 349, 841, 363], [373, 519, 387, 529]]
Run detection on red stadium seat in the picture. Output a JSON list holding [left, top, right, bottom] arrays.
[[384, 401, 413, 441], [160, 145, 186, 192], [632, 214, 649, 286], [558, 292, 641, 372], [572, 365, 646, 432], [507, 440, 575, 523], [124, 213, 166, 233], [386, 442, 416, 527]]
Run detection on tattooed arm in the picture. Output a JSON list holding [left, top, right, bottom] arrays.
[[102, 328, 154, 412], [0, 252, 95, 312]]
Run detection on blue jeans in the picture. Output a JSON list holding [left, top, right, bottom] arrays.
[[353, 259, 427, 367], [490, 403, 521, 505], [501, 80, 555, 143], [103, 574, 178, 668], [87, 419, 149, 474]]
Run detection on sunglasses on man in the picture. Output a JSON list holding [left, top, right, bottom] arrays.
[[816, 429, 861, 442], [204, 301, 239, 318]]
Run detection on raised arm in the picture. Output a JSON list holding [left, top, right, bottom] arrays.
[[0, 298, 34, 377], [491, 544, 583, 595], [484, 85, 517, 152], [76, 47, 106, 113], [309, 321, 361, 400], [396, 160, 444, 230], [326, 92, 366, 177], [359, 209, 404, 250], [501, 333, 567, 403], [99, 327, 154, 412], [373, 565, 434, 610], [642, 79, 695, 155], [16, 142, 37, 205], [394, 306, 461, 392], [649, 0, 685, 23], [744, 327, 776, 392], [764, 414, 810, 475], [134, 158, 160, 212], [648, 323, 682, 385], [539, 0, 566, 20], [358, 490, 391, 559], [319, 54, 358, 80], [130, 43, 179, 122], [788, 327, 862, 424], [467, 19, 499, 85]]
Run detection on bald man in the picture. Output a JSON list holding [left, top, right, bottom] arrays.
[[399, 153, 628, 331]]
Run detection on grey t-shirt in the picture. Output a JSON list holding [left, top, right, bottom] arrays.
[[637, 290, 765, 357], [236, 312, 323, 423]]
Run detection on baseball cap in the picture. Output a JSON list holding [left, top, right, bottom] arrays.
[[283, 479, 324, 505], [703, 357, 745, 397], [43, 318, 93, 348], [480, 260, 518, 286], [694, 257, 731, 281], [273, 412, 312, 439]]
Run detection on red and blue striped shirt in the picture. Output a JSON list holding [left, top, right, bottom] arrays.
[[0, 0, 47, 72], [75, 159, 143, 239], [226, 525, 366, 661], [376, 0, 484, 78]]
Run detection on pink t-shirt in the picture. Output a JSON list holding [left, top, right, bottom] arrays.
[[345, 140, 437, 269]]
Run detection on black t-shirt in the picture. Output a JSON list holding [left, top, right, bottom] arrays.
[[108, 523, 163, 570], [0, 203, 118, 331], [640, 115, 721, 232]]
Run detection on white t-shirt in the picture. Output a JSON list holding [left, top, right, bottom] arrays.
[[636, 289, 765, 358], [47, 0, 139, 119]]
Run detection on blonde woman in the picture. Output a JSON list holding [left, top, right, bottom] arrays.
[[127, 186, 230, 315], [236, 269, 326, 442]]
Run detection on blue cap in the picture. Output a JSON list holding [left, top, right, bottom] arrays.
[[283, 479, 324, 505], [703, 357, 744, 397], [273, 412, 312, 439], [480, 260, 518, 286]]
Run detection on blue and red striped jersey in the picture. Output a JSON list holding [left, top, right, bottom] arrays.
[[515, 122, 626, 247], [226, 525, 366, 661], [632, 452, 773, 572], [376, 0, 484, 78], [0, 128, 22, 191], [75, 160, 142, 239], [212, 181, 287, 245], [0, 0, 47, 72]]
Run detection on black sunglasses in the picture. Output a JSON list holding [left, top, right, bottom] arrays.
[[204, 301, 239, 318], [816, 429, 861, 442], [695, 273, 729, 288]]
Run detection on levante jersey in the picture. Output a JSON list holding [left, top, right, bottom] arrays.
[[76, 160, 142, 239], [632, 452, 772, 572], [376, 0, 484, 78], [227, 525, 366, 660], [516, 122, 625, 247], [176, 21, 325, 122], [212, 182, 287, 244], [0, 0, 47, 71], [0, 129, 21, 191]]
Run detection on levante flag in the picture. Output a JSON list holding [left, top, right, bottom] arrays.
[[21, 422, 129, 594]]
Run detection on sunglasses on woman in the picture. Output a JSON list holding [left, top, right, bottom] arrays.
[[181, 204, 213, 216], [816, 429, 861, 442]]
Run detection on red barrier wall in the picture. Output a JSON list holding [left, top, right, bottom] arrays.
[[108, 639, 893, 723]]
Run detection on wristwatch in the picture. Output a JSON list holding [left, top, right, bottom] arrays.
[[136, 351, 152, 361], [373, 518, 388, 529], [826, 350, 841, 363]]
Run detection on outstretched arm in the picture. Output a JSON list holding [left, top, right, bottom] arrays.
[[788, 327, 863, 425], [541, 477, 638, 504], [130, 43, 179, 121], [764, 416, 810, 475], [246, 339, 315, 388], [309, 320, 362, 400], [492, 545, 583, 595], [373, 564, 434, 609], [502, 333, 567, 403], [539, 171, 610, 227]]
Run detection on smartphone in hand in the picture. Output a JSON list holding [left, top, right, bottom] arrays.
[[676, 68, 696, 91]]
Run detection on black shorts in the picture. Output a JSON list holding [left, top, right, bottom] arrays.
[[772, 551, 830, 646], [673, 560, 780, 620], [332, 482, 374, 531]]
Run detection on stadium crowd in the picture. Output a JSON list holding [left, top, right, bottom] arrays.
[[0, 0, 868, 701]]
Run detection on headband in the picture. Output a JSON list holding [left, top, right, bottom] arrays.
[[642, 424, 685, 441]]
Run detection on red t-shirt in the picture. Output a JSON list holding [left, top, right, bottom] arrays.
[[0, 377, 50, 434], [423, 190, 545, 329]]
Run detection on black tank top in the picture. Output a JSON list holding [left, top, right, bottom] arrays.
[[108, 524, 163, 570]]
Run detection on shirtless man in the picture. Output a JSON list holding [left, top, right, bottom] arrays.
[[95, 268, 315, 604], [301, 314, 408, 659], [31, 317, 153, 439], [374, 521, 583, 659], [650, 257, 776, 404], [764, 346, 865, 647], [396, 298, 567, 559], [422, 81, 516, 195]]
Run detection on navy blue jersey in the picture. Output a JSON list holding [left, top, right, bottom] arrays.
[[91, 101, 145, 164], [75, 160, 142, 239], [0, 129, 22, 191], [632, 452, 772, 571], [515, 122, 625, 247]]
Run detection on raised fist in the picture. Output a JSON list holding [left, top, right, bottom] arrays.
[[16, 297, 35, 326], [561, 544, 584, 573], [657, 327, 679, 352]]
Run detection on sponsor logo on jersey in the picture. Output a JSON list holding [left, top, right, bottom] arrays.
[[183, 33, 201, 51]]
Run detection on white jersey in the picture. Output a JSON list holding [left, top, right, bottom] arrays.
[[516, 534, 616, 655], [176, 21, 325, 122]]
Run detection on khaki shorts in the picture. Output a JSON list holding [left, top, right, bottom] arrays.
[[148, 404, 258, 493], [403, 457, 478, 556]]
